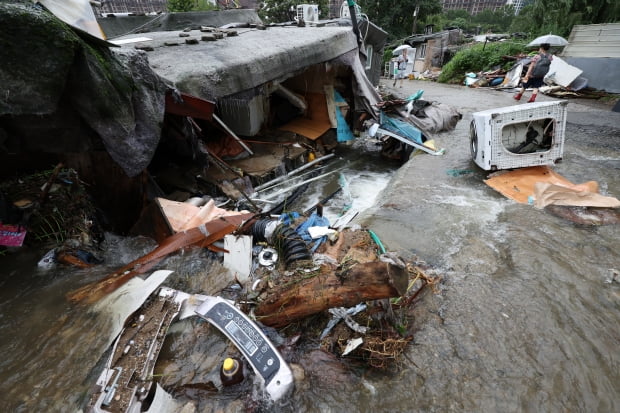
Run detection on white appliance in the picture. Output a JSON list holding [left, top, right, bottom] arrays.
[[470, 101, 568, 171], [297, 4, 319, 23]]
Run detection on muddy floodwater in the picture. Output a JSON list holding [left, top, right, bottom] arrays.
[[0, 81, 619, 412]]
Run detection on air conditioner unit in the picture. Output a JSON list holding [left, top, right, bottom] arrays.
[[297, 4, 319, 24], [470, 101, 568, 171]]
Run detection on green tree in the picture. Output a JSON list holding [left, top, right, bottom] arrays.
[[259, 0, 329, 24], [168, 0, 195, 11], [472, 5, 514, 33], [168, 0, 218, 12], [361, 0, 443, 41], [510, 0, 620, 38], [437, 41, 526, 83]]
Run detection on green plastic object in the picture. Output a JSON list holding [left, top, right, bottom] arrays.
[[368, 230, 386, 254]]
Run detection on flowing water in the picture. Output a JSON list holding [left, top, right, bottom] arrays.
[[0, 82, 618, 412]]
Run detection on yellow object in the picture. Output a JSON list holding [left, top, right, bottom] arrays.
[[223, 358, 236, 372], [408, 74, 415, 80], [423, 140, 437, 151], [308, 152, 316, 162]]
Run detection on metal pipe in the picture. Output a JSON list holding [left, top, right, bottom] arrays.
[[347, 0, 361, 47], [256, 163, 329, 193], [260, 169, 344, 201], [212, 114, 254, 156], [254, 153, 335, 192], [274, 83, 307, 113]]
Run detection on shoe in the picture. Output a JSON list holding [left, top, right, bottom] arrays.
[[528, 94, 537, 102], [513, 93, 522, 101]]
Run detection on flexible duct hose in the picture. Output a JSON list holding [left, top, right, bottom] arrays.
[[251, 219, 312, 266]]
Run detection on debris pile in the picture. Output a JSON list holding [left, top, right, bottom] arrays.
[[0, 163, 104, 264], [462, 53, 617, 101]]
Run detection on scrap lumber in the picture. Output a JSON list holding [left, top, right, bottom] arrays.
[[254, 261, 408, 328], [67, 213, 254, 305]]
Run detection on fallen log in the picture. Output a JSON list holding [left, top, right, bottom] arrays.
[[254, 261, 408, 328], [67, 213, 254, 305]]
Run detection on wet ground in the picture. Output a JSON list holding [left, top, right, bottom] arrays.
[[355, 79, 620, 412], [0, 80, 618, 412]]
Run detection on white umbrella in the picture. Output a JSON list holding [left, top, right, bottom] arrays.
[[392, 44, 410, 55], [527, 34, 568, 47]]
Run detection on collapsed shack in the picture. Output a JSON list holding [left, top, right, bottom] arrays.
[[1, 4, 449, 408], [0, 3, 388, 250]]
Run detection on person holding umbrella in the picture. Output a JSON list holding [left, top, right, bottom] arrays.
[[514, 43, 553, 102], [392, 48, 408, 88]]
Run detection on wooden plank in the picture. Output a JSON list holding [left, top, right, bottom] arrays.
[[278, 92, 332, 140]]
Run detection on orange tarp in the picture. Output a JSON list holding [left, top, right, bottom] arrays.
[[483, 166, 620, 208], [279, 92, 332, 140]]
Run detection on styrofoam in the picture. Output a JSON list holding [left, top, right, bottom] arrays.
[[471, 101, 568, 170]]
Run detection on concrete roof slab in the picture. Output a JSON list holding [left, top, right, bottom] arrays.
[[113, 26, 358, 101]]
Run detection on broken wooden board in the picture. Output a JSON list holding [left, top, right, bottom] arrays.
[[67, 213, 255, 305], [279, 92, 332, 140]]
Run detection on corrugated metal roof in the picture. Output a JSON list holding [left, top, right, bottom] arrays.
[[561, 23, 620, 58]]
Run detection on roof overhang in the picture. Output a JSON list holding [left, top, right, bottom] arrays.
[[113, 26, 358, 101]]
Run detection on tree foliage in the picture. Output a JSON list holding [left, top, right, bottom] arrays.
[[509, 0, 620, 37], [425, 6, 515, 33], [360, 0, 443, 41], [167, 0, 218, 12], [259, 0, 328, 24], [256, 0, 618, 40], [437, 41, 527, 83]]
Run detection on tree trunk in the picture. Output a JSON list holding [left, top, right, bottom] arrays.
[[254, 261, 408, 328]]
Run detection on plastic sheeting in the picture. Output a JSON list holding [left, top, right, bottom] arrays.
[[498, 63, 523, 89], [335, 90, 355, 142], [402, 102, 462, 135], [296, 212, 330, 252], [379, 112, 423, 144], [37, 0, 106, 40], [333, 49, 381, 120]]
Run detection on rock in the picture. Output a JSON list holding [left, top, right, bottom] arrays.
[[0, 3, 80, 116], [0, 3, 168, 178]]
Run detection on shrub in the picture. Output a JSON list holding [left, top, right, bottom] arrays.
[[438, 41, 526, 84]]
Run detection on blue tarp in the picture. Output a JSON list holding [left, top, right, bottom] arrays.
[[335, 90, 355, 142], [295, 212, 330, 252], [379, 111, 423, 144]]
